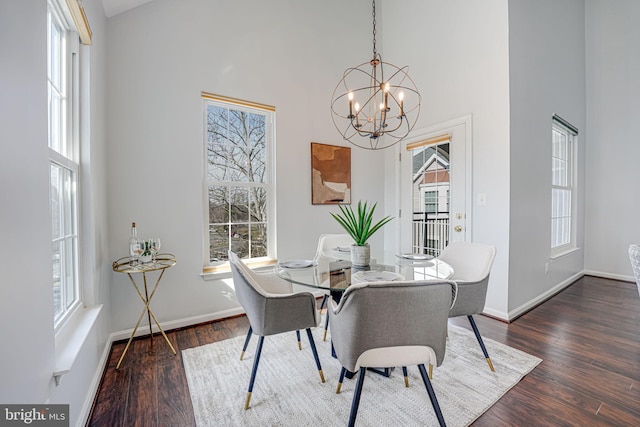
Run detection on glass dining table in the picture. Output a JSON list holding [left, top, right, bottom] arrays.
[[275, 250, 454, 300], [275, 250, 454, 378]]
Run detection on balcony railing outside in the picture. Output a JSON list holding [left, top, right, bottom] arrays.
[[412, 213, 449, 257]]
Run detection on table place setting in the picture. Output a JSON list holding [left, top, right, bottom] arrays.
[[396, 252, 434, 260], [352, 270, 404, 283], [277, 259, 317, 269]]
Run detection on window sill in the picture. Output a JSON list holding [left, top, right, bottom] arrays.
[[201, 259, 277, 281], [53, 304, 102, 386], [550, 247, 580, 261]]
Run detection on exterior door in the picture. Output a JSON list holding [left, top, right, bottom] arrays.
[[398, 115, 471, 255]]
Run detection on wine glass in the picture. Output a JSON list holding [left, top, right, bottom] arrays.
[[150, 237, 161, 262]]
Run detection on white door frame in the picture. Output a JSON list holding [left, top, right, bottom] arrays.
[[394, 114, 473, 254]]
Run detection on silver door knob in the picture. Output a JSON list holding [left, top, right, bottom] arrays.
[[454, 226, 462, 232]]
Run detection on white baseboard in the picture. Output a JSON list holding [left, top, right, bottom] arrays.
[[482, 270, 604, 322], [110, 307, 246, 342], [583, 270, 634, 283]]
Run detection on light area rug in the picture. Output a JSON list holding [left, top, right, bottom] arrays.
[[183, 323, 541, 426]]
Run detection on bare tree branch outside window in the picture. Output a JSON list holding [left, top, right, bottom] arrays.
[[206, 104, 269, 262]]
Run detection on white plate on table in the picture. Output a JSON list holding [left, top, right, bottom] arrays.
[[352, 271, 405, 283], [278, 259, 317, 269], [396, 253, 434, 261]]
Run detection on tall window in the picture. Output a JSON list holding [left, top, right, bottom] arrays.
[[551, 116, 577, 257], [203, 94, 275, 268], [49, 2, 80, 327]]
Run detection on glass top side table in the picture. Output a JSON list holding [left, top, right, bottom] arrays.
[[112, 253, 177, 369]]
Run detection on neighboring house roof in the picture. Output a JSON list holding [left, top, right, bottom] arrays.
[[412, 146, 450, 184]]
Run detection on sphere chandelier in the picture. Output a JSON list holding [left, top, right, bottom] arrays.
[[331, 0, 421, 150]]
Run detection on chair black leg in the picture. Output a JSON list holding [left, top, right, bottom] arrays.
[[305, 328, 325, 383], [418, 364, 446, 427], [467, 315, 494, 371], [240, 326, 253, 360], [323, 307, 330, 341], [336, 367, 347, 393], [348, 367, 367, 427], [245, 335, 264, 410], [296, 330, 302, 350], [319, 294, 328, 311]]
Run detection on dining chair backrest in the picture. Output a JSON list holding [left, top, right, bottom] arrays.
[[437, 241, 496, 283], [329, 280, 455, 372], [628, 244, 640, 296], [314, 234, 354, 260]]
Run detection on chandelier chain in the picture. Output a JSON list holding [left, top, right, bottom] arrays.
[[372, 0, 377, 58]]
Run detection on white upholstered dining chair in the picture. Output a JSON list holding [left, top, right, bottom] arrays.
[[313, 233, 354, 340], [437, 241, 497, 371]]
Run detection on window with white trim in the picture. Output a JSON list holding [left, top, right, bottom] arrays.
[[203, 94, 275, 270], [551, 116, 577, 257], [48, 1, 80, 327]]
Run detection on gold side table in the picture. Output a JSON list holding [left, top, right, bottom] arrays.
[[112, 253, 177, 369]]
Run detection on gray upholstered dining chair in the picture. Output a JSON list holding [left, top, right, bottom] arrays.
[[437, 241, 497, 371], [313, 233, 354, 340], [329, 280, 457, 427], [228, 251, 325, 410], [234, 257, 306, 360], [628, 244, 640, 296]]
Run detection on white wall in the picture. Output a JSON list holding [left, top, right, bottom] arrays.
[[585, 0, 640, 280], [382, 0, 512, 317], [508, 0, 587, 313], [0, 0, 54, 404], [105, 0, 390, 333], [0, 0, 111, 425]]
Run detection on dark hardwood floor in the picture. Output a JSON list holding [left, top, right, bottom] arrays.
[[87, 275, 640, 426]]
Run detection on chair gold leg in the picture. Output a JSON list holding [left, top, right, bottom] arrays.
[[319, 369, 326, 383], [404, 375, 409, 388], [323, 329, 328, 341], [298, 341, 302, 350], [336, 382, 342, 394], [240, 351, 245, 361], [487, 357, 495, 372], [429, 363, 433, 380], [244, 392, 252, 410]]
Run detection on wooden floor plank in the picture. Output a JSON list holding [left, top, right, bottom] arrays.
[[87, 276, 640, 426]]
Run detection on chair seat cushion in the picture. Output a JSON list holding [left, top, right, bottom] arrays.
[[355, 345, 436, 370]]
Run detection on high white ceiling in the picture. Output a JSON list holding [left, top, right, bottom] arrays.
[[101, 0, 154, 18]]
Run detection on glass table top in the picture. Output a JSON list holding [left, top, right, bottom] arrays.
[[275, 252, 454, 292]]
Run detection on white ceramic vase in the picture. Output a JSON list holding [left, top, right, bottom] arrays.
[[350, 244, 371, 267]]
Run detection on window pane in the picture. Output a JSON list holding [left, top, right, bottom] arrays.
[[49, 17, 62, 88], [52, 240, 62, 319], [250, 187, 267, 222], [51, 165, 62, 239], [209, 225, 228, 262], [230, 187, 249, 222], [250, 223, 267, 258], [209, 186, 229, 223]]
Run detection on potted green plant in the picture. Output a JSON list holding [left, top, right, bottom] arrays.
[[331, 200, 393, 266]]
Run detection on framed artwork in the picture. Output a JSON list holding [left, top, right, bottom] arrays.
[[311, 142, 351, 205]]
